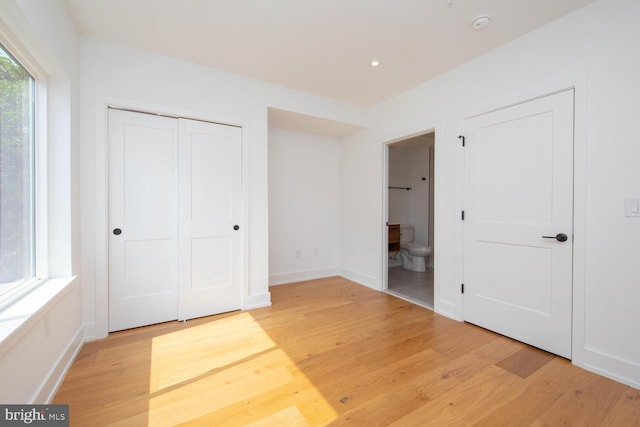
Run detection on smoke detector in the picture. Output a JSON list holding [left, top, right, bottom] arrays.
[[472, 15, 491, 31]]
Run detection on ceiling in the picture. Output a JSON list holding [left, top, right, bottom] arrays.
[[64, 0, 595, 107]]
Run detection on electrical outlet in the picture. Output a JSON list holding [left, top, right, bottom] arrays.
[[314, 247, 319, 256], [625, 198, 640, 217], [296, 249, 302, 258]]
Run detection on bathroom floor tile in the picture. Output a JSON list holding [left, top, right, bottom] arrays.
[[388, 266, 434, 307]]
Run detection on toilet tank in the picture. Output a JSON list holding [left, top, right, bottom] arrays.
[[400, 225, 414, 244]]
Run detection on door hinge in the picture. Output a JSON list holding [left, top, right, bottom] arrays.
[[461, 283, 465, 294], [458, 135, 465, 147], [461, 210, 465, 220]]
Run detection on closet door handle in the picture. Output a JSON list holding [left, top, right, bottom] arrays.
[[233, 225, 240, 231], [113, 228, 122, 236], [542, 233, 568, 242]]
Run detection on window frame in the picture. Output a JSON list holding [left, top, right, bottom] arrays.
[[0, 32, 48, 310]]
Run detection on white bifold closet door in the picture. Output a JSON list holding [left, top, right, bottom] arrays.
[[108, 108, 242, 332]]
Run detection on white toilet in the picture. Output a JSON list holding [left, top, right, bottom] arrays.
[[400, 225, 432, 272]]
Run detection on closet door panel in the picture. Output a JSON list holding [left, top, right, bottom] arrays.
[[178, 118, 242, 320], [108, 109, 179, 332]]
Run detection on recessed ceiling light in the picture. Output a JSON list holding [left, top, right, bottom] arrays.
[[472, 15, 491, 31], [371, 59, 381, 67]]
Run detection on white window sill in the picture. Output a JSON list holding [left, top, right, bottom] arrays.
[[0, 276, 77, 349]]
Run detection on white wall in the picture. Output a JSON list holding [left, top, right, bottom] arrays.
[[0, 0, 82, 403], [340, 0, 640, 388], [339, 135, 382, 288], [78, 37, 367, 339], [388, 148, 412, 225], [408, 146, 430, 247], [389, 144, 431, 246], [268, 127, 341, 284]]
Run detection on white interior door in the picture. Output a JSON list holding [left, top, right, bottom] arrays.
[[108, 109, 179, 332], [462, 90, 574, 358], [177, 118, 242, 320], [109, 110, 242, 331]]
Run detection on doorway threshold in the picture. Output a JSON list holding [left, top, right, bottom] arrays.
[[385, 289, 434, 311]]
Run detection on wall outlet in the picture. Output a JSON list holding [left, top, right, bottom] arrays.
[[296, 249, 302, 258], [625, 198, 640, 217], [314, 247, 319, 255]]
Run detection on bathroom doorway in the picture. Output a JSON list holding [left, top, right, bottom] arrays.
[[385, 131, 435, 309]]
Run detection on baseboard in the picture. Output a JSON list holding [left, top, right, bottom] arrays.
[[578, 347, 640, 389], [435, 300, 459, 321], [35, 325, 84, 403], [269, 267, 341, 286], [82, 321, 96, 342], [245, 292, 271, 310], [339, 268, 379, 290]]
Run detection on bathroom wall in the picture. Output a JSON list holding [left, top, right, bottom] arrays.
[[409, 144, 431, 247], [388, 148, 412, 226], [388, 135, 434, 248], [268, 127, 341, 285]]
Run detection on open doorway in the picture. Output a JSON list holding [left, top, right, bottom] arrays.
[[385, 131, 435, 309]]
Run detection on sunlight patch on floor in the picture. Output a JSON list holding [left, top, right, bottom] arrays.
[[244, 405, 310, 427], [149, 312, 276, 392], [147, 312, 337, 425]]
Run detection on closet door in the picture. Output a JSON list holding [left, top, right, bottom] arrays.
[[108, 109, 179, 332], [108, 110, 243, 331], [178, 118, 242, 320]]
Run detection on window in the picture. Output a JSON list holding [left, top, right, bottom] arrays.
[[0, 42, 36, 302]]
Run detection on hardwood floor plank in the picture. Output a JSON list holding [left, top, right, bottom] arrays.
[[391, 365, 525, 426], [243, 406, 310, 427], [532, 371, 629, 426], [470, 358, 582, 426], [601, 387, 640, 427], [495, 345, 556, 379], [327, 382, 428, 426], [52, 277, 640, 426]]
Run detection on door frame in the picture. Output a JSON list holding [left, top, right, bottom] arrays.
[[456, 74, 588, 366], [92, 96, 250, 340], [381, 127, 437, 308]]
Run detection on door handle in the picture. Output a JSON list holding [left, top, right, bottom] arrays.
[[542, 233, 568, 242], [113, 228, 122, 235], [233, 225, 240, 231]]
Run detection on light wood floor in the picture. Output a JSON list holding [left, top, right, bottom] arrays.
[[54, 277, 640, 426]]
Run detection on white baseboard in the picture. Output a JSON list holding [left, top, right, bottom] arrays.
[[269, 267, 341, 286], [245, 292, 272, 310], [435, 300, 458, 321], [83, 322, 96, 342], [578, 347, 640, 389], [36, 325, 84, 403], [339, 268, 379, 290]]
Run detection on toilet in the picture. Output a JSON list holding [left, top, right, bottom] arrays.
[[400, 225, 432, 272]]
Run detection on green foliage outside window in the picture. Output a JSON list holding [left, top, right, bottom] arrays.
[[0, 44, 35, 288]]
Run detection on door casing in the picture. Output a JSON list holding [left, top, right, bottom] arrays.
[[454, 77, 588, 368]]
